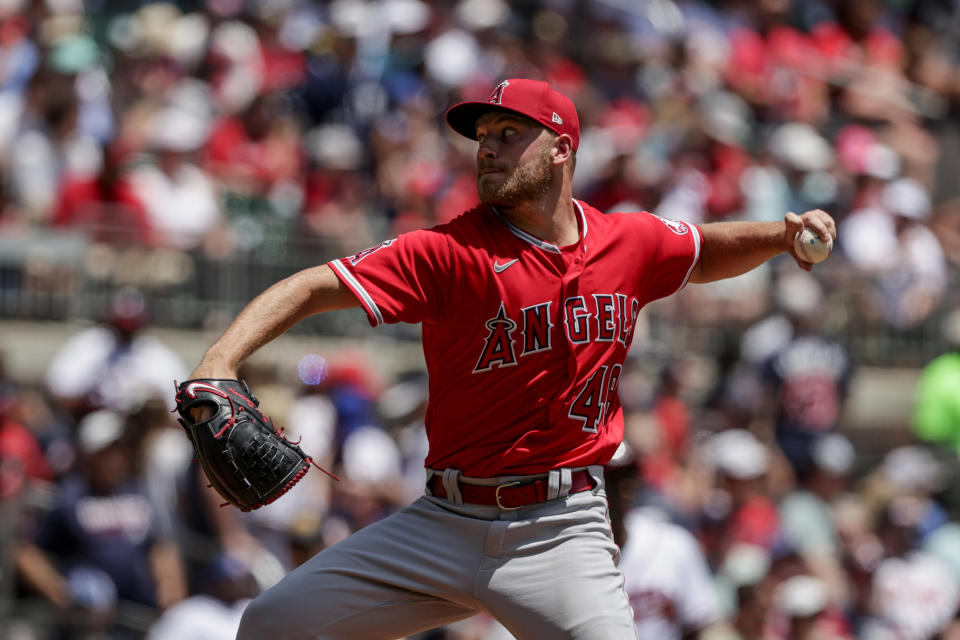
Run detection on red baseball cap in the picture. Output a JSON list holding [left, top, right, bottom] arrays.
[[445, 78, 580, 151]]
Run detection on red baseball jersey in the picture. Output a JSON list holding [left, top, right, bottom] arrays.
[[329, 200, 701, 477]]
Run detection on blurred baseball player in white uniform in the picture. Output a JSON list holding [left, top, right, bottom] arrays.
[[605, 455, 720, 639]]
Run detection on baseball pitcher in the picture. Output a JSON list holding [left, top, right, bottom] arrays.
[[178, 79, 836, 639]]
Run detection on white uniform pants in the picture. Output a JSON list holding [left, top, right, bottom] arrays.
[[237, 466, 636, 639]]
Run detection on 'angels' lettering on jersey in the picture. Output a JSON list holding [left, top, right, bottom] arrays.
[[474, 294, 640, 373], [521, 302, 553, 355]]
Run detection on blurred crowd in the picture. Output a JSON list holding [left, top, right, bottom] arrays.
[[3, 0, 960, 638], [0, 0, 957, 338], [4, 282, 960, 640]]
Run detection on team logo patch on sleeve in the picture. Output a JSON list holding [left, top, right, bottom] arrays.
[[348, 239, 396, 265], [652, 215, 689, 235]]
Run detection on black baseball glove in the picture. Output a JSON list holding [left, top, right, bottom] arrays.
[[174, 379, 336, 511]]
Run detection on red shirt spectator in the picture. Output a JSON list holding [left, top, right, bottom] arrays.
[[810, 21, 902, 70], [204, 95, 306, 196], [0, 412, 53, 498], [53, 147, 154, 245], [54, 177, 153, 245]]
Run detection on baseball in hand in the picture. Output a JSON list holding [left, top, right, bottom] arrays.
[[793, 228, 832, 264]]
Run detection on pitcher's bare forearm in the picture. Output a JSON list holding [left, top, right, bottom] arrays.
[[692, 220, 787, 283], [192, 265, 359, 378], [690, 210, 835, 283]]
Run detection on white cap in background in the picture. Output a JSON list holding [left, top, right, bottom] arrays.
[[882, 446, 941, 493], [721, 543, 771, 588], [709, 429, 769, 480], [77, 410, 125, 454], [777, 575, 828, 618], [882, 177, 931, 220], [810, 433, 855, 475]]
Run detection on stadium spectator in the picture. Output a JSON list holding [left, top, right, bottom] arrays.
[[606, 455, 721, 639], [14, 409, 186, 631], [0, 383, 52, 500], [45, 288, 187, 416], [146, 552, 255, 640], [130, 105, 223, 251], [756, 271, 852, 474], [868, 498, 960, 639], [779, 433, 856, 609], [52, 142, 154, 246], [841, 176, 948, 328], [716, 543, 775, 639], [701, 429, 781, 564], [204, 92, 307, 222], [771, 574, 852, 640], [7, 68, 100, 223]]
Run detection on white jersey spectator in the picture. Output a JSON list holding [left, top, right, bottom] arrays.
[[131, 104, 222, 251], [147, 595, 249, 640], [618, 507, 720, 639], [147, 552, 255, 640], [45, 291, 187, 412], [871, 551, 959, 640], [840, 177, 947, 328], [46, 325, 187, 413]]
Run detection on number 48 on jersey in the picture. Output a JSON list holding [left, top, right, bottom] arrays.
[[568, 364, 622, 432]]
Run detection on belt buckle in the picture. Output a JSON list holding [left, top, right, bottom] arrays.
[[495, 481, 523, 510]]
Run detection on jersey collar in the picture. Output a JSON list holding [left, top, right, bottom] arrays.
[[493, 200, 588, 254]]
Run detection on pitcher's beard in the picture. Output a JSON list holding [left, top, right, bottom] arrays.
[[478, 152, 554, 207]]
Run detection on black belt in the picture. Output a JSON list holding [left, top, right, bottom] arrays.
[[427, 470, 596, 510]]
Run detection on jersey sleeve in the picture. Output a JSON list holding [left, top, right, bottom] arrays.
[[328, 228, 451, 326], [634, 213, 702, 304]]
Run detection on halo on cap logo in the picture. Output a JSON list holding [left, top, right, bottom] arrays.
[[489, 80, 509, 105], [653, 215, 689, 235]]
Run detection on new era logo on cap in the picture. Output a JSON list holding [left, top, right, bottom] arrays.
[[446, 78, 580, 151]]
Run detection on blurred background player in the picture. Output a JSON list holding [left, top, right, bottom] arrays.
[[14, 409, 186, 638], [44, 289, 187, 417], [605, 446, 721, 639]]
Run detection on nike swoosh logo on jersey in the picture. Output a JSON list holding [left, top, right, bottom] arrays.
[[493, 259, 519, 273]]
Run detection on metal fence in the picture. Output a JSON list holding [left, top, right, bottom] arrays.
[[0, 223, 957, 368], [0, 223, 417, 338]]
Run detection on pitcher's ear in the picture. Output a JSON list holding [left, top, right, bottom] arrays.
[[552, 133, 574, 166]]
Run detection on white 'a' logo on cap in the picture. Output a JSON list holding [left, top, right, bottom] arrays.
[[489, 80, 509, 105], [552, 112, 563, 124]]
